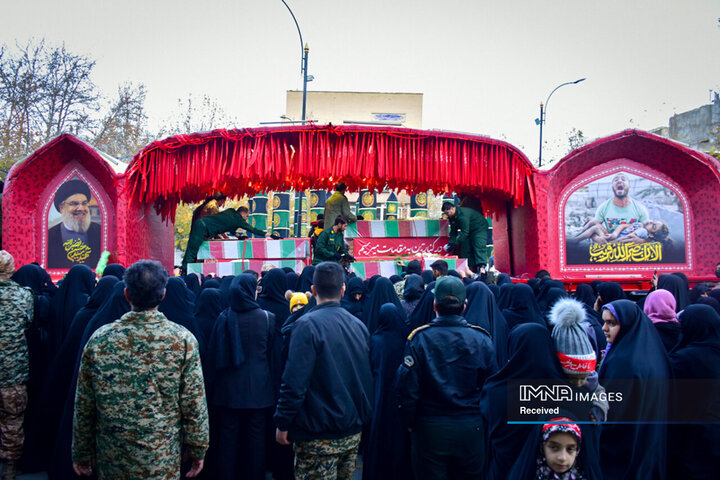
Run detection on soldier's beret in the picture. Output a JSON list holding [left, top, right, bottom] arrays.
[[54, 180, 91, 211]]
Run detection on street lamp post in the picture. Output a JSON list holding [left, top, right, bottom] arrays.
[[537, 78, 586, 167], [281, 0, 312, 122]]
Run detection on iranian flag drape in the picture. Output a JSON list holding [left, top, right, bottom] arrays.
[[125, 124, 535, 221]]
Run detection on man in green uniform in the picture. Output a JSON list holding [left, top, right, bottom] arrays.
[[442, 202, 489, 273], [323, 183, 360, 227], [72, 260, 209, 479], [313, 216, 354, 265], [0, 251, 33, 480], [182, 206, 273, 272]]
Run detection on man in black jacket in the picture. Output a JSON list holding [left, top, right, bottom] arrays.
[[396, 275, 497, 479], [274, 262, 372, 480]]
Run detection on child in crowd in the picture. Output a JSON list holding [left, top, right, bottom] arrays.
[[573, 219, 670, 245], [537, 419, 586, 479], [549, 298, 609, 422], [286, 290, 309, 314]]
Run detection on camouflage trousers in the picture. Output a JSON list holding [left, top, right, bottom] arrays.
[[293, 433, 361, 480], [0, 384, 27, 460]]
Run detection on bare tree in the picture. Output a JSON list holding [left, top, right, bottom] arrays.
[[0, 39, 99, 177], [93, 82, 152, 160], [158, 93, 237, 137]]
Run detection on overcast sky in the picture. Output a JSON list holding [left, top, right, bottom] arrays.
[[2, 0, 719, 164]]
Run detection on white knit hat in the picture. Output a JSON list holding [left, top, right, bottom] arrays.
[[549, 298, 596, 374]]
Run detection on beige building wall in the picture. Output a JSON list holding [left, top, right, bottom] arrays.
[[286, 90, 423, 129]]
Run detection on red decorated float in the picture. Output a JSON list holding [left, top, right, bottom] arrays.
[[3, 125, 719, 287]]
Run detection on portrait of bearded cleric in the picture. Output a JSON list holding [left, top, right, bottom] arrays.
[[47, 179, 101, 269]]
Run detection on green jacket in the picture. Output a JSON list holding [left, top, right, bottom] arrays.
[[448, 206, 489, 267], [201, 209, 266, 237], [323, 192, 357, 226], [313, 228, 348, 265]]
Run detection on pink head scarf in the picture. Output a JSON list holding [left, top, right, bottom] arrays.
[[643, 289, 678, 324]]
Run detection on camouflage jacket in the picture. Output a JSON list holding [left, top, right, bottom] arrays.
[[0, 280, 34, 388], [72, 310, 209, 480]]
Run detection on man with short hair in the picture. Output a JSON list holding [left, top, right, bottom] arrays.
[[312, 216, 353, 265], [430, 259, 449, 280], [0, 251, 33, 480], [396, 276, 497, 479], [274, 262, 373, 480], [182, 206, 274, 272], [594, 173, 649, 232], [72, 259, 209, 479], [48, 179, 101, 269], [442, 202, 489, 273], [323, 182, 358, 227]]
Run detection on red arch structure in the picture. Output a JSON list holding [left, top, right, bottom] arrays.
[[531, 129, 720, 285], [126, 124, 536, 221]]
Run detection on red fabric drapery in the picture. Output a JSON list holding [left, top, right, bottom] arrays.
[[125, 124, 535, 221]]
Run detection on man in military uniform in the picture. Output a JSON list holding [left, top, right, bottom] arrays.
[[312, 216, 354, 266], [72, 260, 209, 479], [182, 206, 275, 272], [396, 276, 497, 479], [275, 262, 372, 480], [442, 202, 489, 273], [323, 182, 359, 227], [0, 251, 33, 480]]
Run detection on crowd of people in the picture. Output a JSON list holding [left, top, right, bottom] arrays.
[[0, 250, 719, 479]]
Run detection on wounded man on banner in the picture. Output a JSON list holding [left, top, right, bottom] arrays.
[[181, 206, 279, 273], [441, 202, 489, 273]]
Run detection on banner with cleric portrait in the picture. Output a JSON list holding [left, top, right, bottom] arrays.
[[47, 178, 102, 269], [564, 171, 686, 266]]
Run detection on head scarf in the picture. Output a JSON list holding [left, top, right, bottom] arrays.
[[574, 284, 596, 309], [286, 271, 300, 292], [541, 287, 569, 322], [341, 277, 366, 319], [362, 277, 403, 335], [599, 300, 670, 477], [657, 274, 690, 312], [496, 273, 513, 286], [596, 281, 626, 309], [488, 283, 500, 300], [502, 283, 545, 329], [193, 288, 224, 352], [497, 283, 514, 310], [537, 280, 567, 311], [407, 284, 436, 332], [421, 269, 434, 285], [158, 277, 197, 332], [690, 284, 711, 304], [259, 268, 287, 303], [402, 274, 425, 302], [184, 273, 201, 298], [207, 274, 260, 370], [709, 288, 720, 305], [465, 281, 509, 365], [80, 281, 130, 351], [365, 303, 409, 479], [202, 277, 221, 290], [668, 304, 720, 478], [365, 274, 382, 293], [257, 268, 290, 329], [480, 324, 569, 479], [49, 264, 96, 356], [696, 296, 720, 317], [102, 263, 125, 279], [297, 265, 315, 292], [11, 263, 56, 324], [526, 278, 541, 296], [390, 274, 403, 284], [219, 275, 235, 308], [643, 289, 678, 324]]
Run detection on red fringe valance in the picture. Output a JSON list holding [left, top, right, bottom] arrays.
[[126, 124, 536, 221]]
